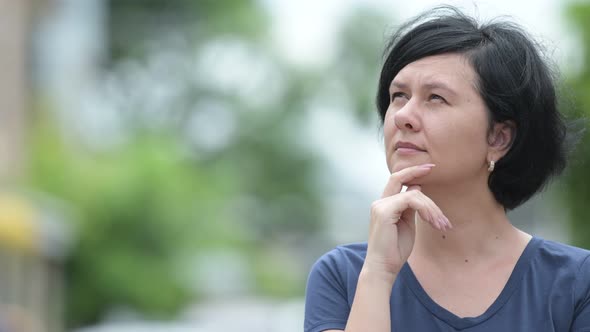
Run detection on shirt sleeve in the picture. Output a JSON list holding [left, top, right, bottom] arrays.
[[571, 254, 590, 332], [304, 248, 350, 332]]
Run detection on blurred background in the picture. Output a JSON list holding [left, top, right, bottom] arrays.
[[1, 0, 590, 331]]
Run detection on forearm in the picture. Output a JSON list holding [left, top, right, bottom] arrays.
[[345, 267, 396, 332]]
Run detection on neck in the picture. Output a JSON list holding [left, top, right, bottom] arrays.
[[410, 180, 528, 267]]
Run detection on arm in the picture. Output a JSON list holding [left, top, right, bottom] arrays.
[[343, 165, 450, 332]]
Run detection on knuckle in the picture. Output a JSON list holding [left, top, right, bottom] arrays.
[[405, 191, 427, 208], [389, 171, 403, 183], [370, 200, 383, 213], [408, 190, 421, 198]]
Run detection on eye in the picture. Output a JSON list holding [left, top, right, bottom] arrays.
[[390, 92, 408, 102], [429, 94, 447, 103]]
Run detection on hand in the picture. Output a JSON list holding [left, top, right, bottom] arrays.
[[363, 164, 451, 281]]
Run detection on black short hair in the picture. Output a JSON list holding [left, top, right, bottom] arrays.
[[376, 6, 568, 210]]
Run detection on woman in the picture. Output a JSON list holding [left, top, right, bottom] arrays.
[[304, 7, 590, 332]]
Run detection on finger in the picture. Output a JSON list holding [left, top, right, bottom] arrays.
[[401, 185, 422, 230], [416, 193, 447, 230], [374, 190, 446, 231], [406, 185, 451, 230], [404, 185, 421, 221], [406, 186, 440, 229], [382, 164, 435, 198], [406, 185, 421, 192]]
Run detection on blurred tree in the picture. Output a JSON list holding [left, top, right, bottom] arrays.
[[107, 0, 266, 61], [27, 0, 390, 328], [331, 8, 391, 126], [564, 3, 590, 249]]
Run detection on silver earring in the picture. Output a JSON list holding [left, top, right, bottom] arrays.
[[488, 160, 495, 172]]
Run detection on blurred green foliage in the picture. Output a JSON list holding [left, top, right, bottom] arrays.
[[564, 2, 590, 249], [29, 116, 218, 324], [108, 0, 267, 61], [26, 0, 388, 328]]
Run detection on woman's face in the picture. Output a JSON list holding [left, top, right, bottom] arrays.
[[383, 53, 491, 185]]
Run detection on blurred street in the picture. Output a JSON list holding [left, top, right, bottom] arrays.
[[75, 298, 304, 332]]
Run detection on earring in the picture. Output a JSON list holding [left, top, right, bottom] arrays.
[[488, 160, 495, 172]]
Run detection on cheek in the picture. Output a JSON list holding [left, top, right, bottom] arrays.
[[382, 110, 397, 172], [426, 115, 489, 165], [383, 109, 396, 146], [383, 110, 398, 166]]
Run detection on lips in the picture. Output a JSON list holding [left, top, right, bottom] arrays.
[[395, 141, 426, 151]]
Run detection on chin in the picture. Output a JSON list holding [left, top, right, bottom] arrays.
[[389, 160, 429, 174]]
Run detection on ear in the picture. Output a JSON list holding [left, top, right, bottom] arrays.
[[487, 120, 516, 159]]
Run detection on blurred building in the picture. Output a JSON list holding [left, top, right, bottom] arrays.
[[0, 0, 29, 180], [0, 1, 72, 332]]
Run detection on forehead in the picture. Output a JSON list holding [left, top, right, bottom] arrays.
[[391, 53, 478, 90]]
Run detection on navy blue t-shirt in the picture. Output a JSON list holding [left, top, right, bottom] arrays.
[[304, 236, 590, 331]]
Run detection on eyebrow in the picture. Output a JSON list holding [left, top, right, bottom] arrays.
[[390, 80, 459, 97]]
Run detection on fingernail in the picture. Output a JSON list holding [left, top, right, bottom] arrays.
[[420, 164, 436, 169]]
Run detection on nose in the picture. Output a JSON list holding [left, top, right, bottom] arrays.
[[393, 99, 421, 132]]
